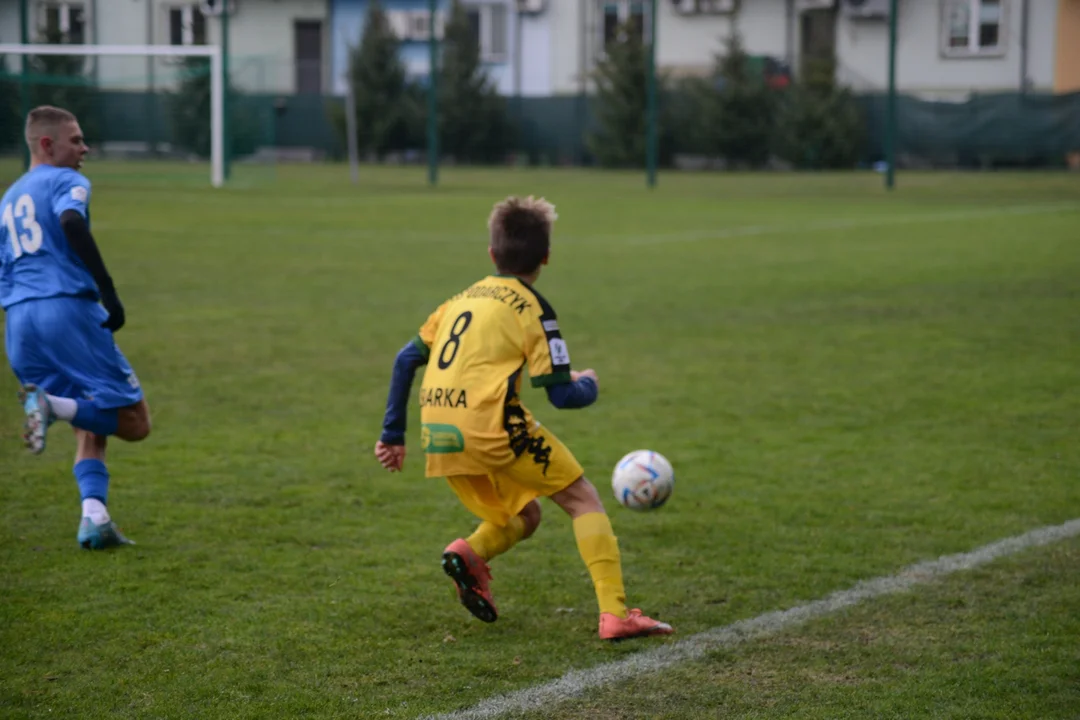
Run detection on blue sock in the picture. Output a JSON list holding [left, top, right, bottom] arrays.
[[75, 459, 109, 504], [72, 401, 119, 437]]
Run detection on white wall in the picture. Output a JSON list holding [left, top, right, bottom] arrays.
[[1, 1, 25, 45], [835, 0, 1057, 97], [1026, 0, 1057, 90], [546, 0, 794, 94], [548, 0, 587, 94], [658, 0, 792, 73], [17, 0, 328, 93], [519, 11, 551, 95], [214, 0, 328, 93]]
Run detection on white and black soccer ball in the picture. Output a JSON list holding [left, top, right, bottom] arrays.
[[611, 449, 674, 511]]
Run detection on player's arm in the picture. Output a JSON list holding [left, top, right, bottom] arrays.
[[545, 372, 598, 409], [53, 174, 125, 331], [522, 300, 599, 410], [375, 301, 448, 472], [378, 337, 429, 446]]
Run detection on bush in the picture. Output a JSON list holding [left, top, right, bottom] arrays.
[[696, 32, 777, 168], [169, 56, 260, 158], [24, 29, 100, 142], [0, 57, 20, 152], [773, 58, 865, 169]]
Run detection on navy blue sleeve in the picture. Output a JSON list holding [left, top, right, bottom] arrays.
[[380, 340, 428, 445], [545, 376, 598, 410]]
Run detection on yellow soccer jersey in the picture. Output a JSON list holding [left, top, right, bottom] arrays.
[[413, 274, 573, 477]]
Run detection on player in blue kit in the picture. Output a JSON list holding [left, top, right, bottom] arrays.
[[1, 106, 151, 549]]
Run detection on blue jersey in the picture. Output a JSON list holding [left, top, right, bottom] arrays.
[[0, 165, 98, 310]]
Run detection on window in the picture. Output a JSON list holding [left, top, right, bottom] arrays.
[[169, 5, 207, 47], [942, 0, 1005, 57], [600, 1, 645, 49], [464, 4, 507, 63], [40, 2, 86, 44]]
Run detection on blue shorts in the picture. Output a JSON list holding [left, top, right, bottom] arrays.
[[4, 296, 144, 410]]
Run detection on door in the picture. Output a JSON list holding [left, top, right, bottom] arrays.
[[294, 20, 323, 95]]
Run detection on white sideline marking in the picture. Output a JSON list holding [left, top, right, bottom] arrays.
[[423, 518, 1080, 720], [616, 202, 1080, 245]]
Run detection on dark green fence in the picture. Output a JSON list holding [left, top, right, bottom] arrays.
[[2, 76, 1078, 169], [859, 91, 1080, 168]]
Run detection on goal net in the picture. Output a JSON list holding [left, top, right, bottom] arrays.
[[0, 43, 234, 187]]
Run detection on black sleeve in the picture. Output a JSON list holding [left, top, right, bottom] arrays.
[[59, 209, 116, 296]]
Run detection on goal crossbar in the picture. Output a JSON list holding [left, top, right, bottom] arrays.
[[0, 43, 225, 188]]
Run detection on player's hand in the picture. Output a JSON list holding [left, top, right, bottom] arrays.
[[375, 441, 406, 472], [572, 369, 598, 388], [100, 292, 126, 333]]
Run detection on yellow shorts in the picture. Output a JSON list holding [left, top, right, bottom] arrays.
[[446, 425, 584, 527]]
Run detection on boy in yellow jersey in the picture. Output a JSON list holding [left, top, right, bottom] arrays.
[[374, 196, 673, 641]]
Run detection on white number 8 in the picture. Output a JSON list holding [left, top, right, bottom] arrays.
[[2, 194, 45, 259]]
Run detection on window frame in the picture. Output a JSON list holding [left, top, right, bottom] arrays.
[[38, 1, 87, 43], [940, 0, 1008, 59], [166, 4, 208, 47], [464, 2, 508, 64], [598, 1, 646, 51]]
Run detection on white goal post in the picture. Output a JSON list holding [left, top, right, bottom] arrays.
[[0, 43, 225, 188]]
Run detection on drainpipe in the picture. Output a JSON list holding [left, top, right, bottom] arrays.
[[514, 2, 523, 97], [785, 0, 794, 73], [576, 0, 587, 164], [578, 0, 587, 95], [147, 1, 157, 155], [1019, 0, 1029, 93], [90, 0, 99, 84]]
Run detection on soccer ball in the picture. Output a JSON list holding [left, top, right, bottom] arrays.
[[611, 450, 674, 511]]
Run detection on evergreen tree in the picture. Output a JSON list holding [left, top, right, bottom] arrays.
[[336, 0, 421, 159], [0, 57, 20, 152], [26, 28, 99, 140], [169, 56, 260, 159], [698, 32, 777, 168], [438, 0, 512, 163], [587, 21, 648, 168], [773, 56, 866, 169], [170, 56, 213, 156]]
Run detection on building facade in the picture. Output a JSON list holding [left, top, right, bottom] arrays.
[[3, 0, 330, 94], [2, 0, 1078, 98]]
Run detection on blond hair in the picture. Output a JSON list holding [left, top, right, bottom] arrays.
[[487, 196, 558, 275], [25, 105, 78, 151]]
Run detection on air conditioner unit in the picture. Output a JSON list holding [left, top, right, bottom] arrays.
[[841, 0, 890, 20], [517, 0, 546, 15], [407, 11, 432, 41], [199, 0, 236, 17], [795, 0, 835, 11], [387, 10, 443, 41], [698, 0, 738, 13], [670, 0, 697, 15]]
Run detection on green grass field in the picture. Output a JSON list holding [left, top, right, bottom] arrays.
[[1, 161, 1078, 719]]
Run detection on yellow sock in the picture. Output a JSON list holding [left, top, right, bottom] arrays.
[[466, 516, 526, 561], [573, 512, 628, 618]]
